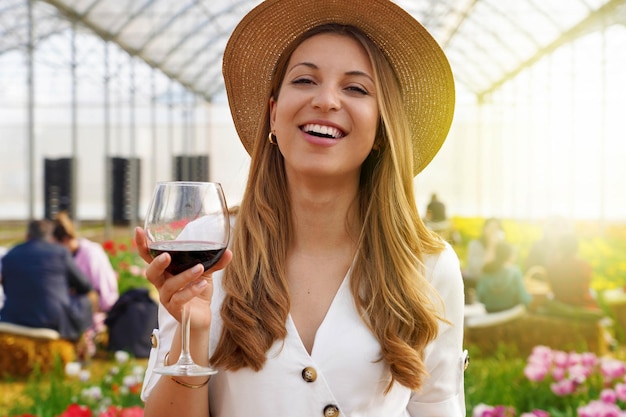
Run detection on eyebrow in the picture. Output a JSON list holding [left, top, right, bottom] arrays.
[[288, 62, 374, 83]]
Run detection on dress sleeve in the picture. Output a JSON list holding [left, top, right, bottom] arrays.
[[140, 303, 177, 401], [408, 243, 467, 416]]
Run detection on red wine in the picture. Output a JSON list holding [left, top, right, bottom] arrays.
[[148, 241, 227, 275]]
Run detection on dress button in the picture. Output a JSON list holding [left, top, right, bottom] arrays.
[[150, 332, 158, 348], [323, 404, 340, 416], [301, 366, 317, 382]]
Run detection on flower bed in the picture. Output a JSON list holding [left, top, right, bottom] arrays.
[[101, 240, 150, 296], [1, 352, 145, 417], [468, 345, 626, 417]]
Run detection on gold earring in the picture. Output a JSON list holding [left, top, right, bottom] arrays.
[[268, 132, 277, 145]]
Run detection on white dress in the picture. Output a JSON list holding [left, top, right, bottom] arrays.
[[142, 242, 467, 417]]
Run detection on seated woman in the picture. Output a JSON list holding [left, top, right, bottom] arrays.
[[52, 211, 119, 357], [476, 241, 533, 313]]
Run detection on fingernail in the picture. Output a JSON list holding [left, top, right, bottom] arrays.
[[194, 279, 208, 290], [191, 264, 203, 274]]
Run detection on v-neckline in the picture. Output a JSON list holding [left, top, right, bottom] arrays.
[[287, 271, 351, 357]]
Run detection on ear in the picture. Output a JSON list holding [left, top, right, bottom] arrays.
[[269, 96, 277, 132]]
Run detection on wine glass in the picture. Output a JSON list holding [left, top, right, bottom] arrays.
[[144, 181, 230, 376]]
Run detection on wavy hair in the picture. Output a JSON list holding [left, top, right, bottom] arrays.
[[211, 24, 445, 392]]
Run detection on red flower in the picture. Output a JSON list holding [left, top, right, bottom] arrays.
[[102, 240, 116, 255], [59, 404, 92, 417], [118, 243, 128, 252]]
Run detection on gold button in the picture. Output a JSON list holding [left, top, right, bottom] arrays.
[[463, 349, 470, 371], [323, 404, 340, 417], [302, 367, 317, 382], [150, 332, 158, 348]]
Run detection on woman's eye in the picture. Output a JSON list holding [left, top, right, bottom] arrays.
[[292, 77, 314, 85], [347, 85, 368, 95]]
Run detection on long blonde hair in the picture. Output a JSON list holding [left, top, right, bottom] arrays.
[[211, 24, 445, 392]]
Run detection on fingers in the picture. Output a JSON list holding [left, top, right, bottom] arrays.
[[208, 249, 233, 274], [134, 227, 153, 264], [162, 263, 208, 306]]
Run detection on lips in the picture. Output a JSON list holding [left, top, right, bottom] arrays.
[[301, 123, 345, 139]]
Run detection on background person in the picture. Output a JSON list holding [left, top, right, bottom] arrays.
[[463, 217, 505, 303], [546, 234, 599, 310], [0, 220, 93, 341], [138, 0, 465, 416], [425, 193, 449, 231], [52, 211, 119, 357], [476, 241, 533, 313]]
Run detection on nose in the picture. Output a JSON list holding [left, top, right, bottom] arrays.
[[310, 84, 341, 112]]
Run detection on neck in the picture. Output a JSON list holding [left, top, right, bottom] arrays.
[[288, 179, 360, 256]]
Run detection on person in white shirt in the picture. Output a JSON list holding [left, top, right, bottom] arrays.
[[135, 0, 466, 415]]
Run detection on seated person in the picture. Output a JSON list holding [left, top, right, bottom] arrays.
[[541, 234, 604, 320], [463, 218, 505, 303], [52, 211, 119, 357], [52, 212, 119, 316], [0, 220, 93, 341], [477, 241, 533, 313]]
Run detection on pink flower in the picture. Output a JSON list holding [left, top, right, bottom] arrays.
[[614, 382, 626, 401], [551, 366, 566, 381], [550, 379, 576, 396], [525, 362, 549, 382], [552, 351, 569, 368], [569, 364, 591, 384], [567, 352, 582, 367], [472, 404, 515, 417], [601, 359, 626, 383], [581, 352, 599, 368], [601, 388, 618, 404], [521, 411, 550, 417], [578, 400, 621, 417]]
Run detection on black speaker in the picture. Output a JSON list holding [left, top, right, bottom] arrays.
[[110, 157, 141, 225], [173, 155, 209, 182], [44, 157, 74, 220]]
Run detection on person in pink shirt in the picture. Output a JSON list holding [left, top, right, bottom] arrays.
[[52, 211, 119, 357]]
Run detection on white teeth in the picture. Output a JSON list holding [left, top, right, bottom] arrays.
[[302, 123, 343, 138]]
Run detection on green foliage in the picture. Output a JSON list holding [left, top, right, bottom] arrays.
[[4, 354, 144, 417], [101, 239, 151, 295]]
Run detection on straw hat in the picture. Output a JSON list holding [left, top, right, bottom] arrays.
[[222, 0, 455, 175]]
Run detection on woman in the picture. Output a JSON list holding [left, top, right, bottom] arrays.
[[137, 0, 465, 415], [464, 217, 505, 282], [476, 241, 533, 313], [52, 211, 119, 315], [52, 211, 119, 358]]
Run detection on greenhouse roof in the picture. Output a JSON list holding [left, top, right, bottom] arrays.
[[3, 0, 626, 101]]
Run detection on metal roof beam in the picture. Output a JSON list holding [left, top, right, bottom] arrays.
[[477, 0, 626, 101]]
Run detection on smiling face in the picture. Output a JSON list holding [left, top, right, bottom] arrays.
[[269, 32, 379, 183]]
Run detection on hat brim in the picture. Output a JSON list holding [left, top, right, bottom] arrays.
[[222, 0, 455, 176]]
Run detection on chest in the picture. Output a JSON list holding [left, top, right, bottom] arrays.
[[287, 253, 352, 354]]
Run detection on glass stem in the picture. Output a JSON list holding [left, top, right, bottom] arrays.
[[177, 302, 194, 366]]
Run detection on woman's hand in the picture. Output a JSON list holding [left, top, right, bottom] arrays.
[[134, 226, 232, 330]]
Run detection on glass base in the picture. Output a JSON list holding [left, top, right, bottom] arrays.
[[153, 363, 218, 377]]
